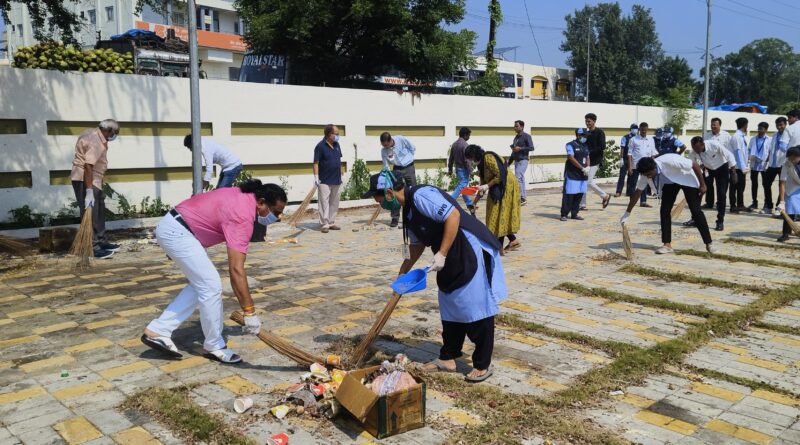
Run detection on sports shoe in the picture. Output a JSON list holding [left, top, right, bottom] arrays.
[[655, 246, 674, 255], [329, 225, 341, 230], [560, 216, 568, 221], [714, 221, 724, 231], [706, 243, 717, 254], [98, 242, 120, 252], [748, 203, 758, 211], [390, 219, 399, 228], [777, 235, 790, 243], [520, 198, 527, 206], [761, 207, 772, 215], [640, 203, 653, 208], [571, 215, 585, 220], [93, 249, 114, 259], [683, 219, 696, 227]]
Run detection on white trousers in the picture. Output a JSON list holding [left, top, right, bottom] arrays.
[[318, 183, 341, 228], [581, 165, 608, 206], [146, 214, 225, 352]]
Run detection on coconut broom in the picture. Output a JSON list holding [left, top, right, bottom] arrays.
[[286, 185, 317, 228], [780, 210, 800, 235], [670, 198, 687, 220], [622, 223, 633, 260], [349, 291, 402, 367], [0, 235, 30, 256], [230, 311, 324, 366], [69, 207, 94, 269]]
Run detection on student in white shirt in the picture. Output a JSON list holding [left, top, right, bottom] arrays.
[[777, 146, 800, 242], [626, 122, 658, 207], [620, 154, 715, 255], [703, 117, 732, 208], [781, 109, 800, 153], [728, 118, 749, 212], [747, 122, 772, 212], [686, 137, 737, 231], [184, 135, 243, 189], [763, 117, 788, 215]]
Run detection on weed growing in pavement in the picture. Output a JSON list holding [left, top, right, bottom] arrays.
[[675, 248, 800, 271], [723, 237, 800, 251], [619, 264, 767, 295]]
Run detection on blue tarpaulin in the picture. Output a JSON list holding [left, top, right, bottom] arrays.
[[110, 29, 163, 41], [695, 102, 768, 114]]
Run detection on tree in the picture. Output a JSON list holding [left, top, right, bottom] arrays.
[[708, 38, 800, 112], [236, 0, 476, 87], [560, 3, 663, 104], [655, 55, 693, 93], [0, 1, 166, 44], [454, 0, 502, 97]]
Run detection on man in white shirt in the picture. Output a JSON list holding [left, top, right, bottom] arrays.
[[620, 154, 714, 255], [687, 137, 737, 231], [781, 109, 800, 150], [728, 118, 749, 212], [184, 135, 243, 189], [626, 122, 658, 208], [703, 117, 732, 208], [747, 122, 772, 212], [764, 117, 788, 215]]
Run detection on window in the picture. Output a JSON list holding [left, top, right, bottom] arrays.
[[234, 20, 239, 35], [172, 12, 186, 27], [80, 11, 85, 19], [212, 10, 219, 32], [229, 67, 240, 81], [88, 9, 96, 25], [106, 6, 114, 22], [17, 24, 23, 37]]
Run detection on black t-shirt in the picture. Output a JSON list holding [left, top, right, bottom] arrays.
[[586, 128, 606, 166]]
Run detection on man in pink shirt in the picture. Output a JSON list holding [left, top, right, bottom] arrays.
[[70, 119, 120, 259], [142, 180, 287, 363]]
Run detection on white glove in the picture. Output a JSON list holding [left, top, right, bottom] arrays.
[[84, 189, 95, 208], [581, 167, 590, 176], [478, 184, 490, 193], [313, 176, 320, 186], [429, 252, 446, 272], [776, 203, 784, 212], [743, 168, 750, 174], [242, 314, 261, 335], [620, 211, 630, 225]]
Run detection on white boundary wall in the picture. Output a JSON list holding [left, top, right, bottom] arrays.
[[0, 67, 783, 219]]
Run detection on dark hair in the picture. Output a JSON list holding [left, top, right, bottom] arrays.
[[324, 124, 336, 137], [711, 117, 722, 125], [787, 146, 800, 158], [787, 109, 800, 119], [690, 136, 704, 146], [584, 113, 597, 122], [758, 122, 769, 130], [636, 157, 657, 174], [735, 117, 748, 129], [379, 132, 392, 143], [514, 120, 524, 128], [459, 127, 472, 138], [776, 116, 788, 125], [464, 144, 485, 162], [239, 179, 287, 205], [639, 122, 649, 129], [183, 134, 192, 149]]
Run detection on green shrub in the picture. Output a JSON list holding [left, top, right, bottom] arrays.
[[597, 139, 621, 178], [341, 158, 372, 201], [4, 205, 47, 228]]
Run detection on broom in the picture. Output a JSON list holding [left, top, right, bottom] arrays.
[[621, 223, 633, 261], [670, 198, 687, 220], [230, 311, 324, 366], [780, 210, 800, 235], [0, 235, 30, 256], [69, 208, 94, 269], [366, 205, 382, 226], [350, 291, 402, 367], [286, 185, 317, 228]]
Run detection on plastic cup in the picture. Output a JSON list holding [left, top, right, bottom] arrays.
[[233, 397, 253, 413]]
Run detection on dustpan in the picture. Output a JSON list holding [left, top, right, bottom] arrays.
[[390, 267, 429, 294], [460, 186, 479, 196]]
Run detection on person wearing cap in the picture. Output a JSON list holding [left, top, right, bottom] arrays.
[[448, 127, 475, 214], [764, 117, 788, 215], [313, 124, 344, 233], [703, 117, 732, 209], [464, 144, 521, 253], [658, 127, 686, 156], [777, 146, 800, 242], [616, 123, 638, 197], [581, 113, 611, 210], [184, 134, 243, 189], [71, 119, 122, 259], [653, 127, 667, 156], [380, 132, 417, 227], [626, 122, 657, 207], [361, 172, 507, 383], [621, 155, 715, 255], [747, 122, 772, 212], [561, 128, 590, 221], [142, 179, 286, 363], [728, 118, 750, 213], [686, 137, 737, 231]]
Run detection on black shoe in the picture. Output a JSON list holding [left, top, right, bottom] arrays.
[[730, 207, 740, 214], [390, 219, 399, 228], [702, 203, 714, 209], [98, 242, 120, 252], [93, 249, 114, 259], [682, 219, 696, 227], [715, 221, 724, 231], [571, 215, 584, 220], [748, 203, 758, 210], [777, 235, 790, 243], [521, 198, 527, 206]]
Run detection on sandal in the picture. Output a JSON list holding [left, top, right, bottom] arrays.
[[465, 366, 493, 383], [141, 334, 182, 358], [505, 240, 521, 252], [205, 347, 242, 364], [419, 359, 457, 373], [602, 195, 611, 209]]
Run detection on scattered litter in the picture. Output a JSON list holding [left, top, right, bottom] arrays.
[[411, 326, 431, 337], [270, 404, 291, 419], [361, 354, 416, 396], [60, 370, 69, 378], [136, 239, 158, 245], [325, 354, 341, 367], [233, 397, 253, 413], [707, 330, 716, 337], [268, 432, 289, 445], [609, 390, 624, 396]]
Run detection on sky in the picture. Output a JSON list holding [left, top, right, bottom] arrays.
[[449, 0, 800, 77]]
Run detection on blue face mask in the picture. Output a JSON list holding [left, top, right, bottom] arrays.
[[579, 137, 587, 144], [108, 133, 118, 142], [334, 134, 340, 143], [381, 191, 401, 212], [257, 212, 279, 226]]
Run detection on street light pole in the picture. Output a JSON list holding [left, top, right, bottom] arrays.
[[702, 0, 712, 137], [187, 0, 203, 195], [586, 17, 591, 103]]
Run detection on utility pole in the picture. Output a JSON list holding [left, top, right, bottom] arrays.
[[188, 0, 203, 195], [586, 16, 591, 103], [701, 0, 712, 137]]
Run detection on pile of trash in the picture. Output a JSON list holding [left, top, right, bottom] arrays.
[[361, 353, 416, 396]]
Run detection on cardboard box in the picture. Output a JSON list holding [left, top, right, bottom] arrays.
[[335, 365, 426, 439]]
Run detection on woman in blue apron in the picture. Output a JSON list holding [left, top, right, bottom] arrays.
[[361, 172, 507, 382], [777, 146, 800, 242], [561, 128, 590, 221]]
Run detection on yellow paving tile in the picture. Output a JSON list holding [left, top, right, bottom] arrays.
[[704, 419, 773, 445], [116, 306, 158, 317], [52, 380, 113, 401], [294, 283, 322, 291], [690, 382, 745, 402], [546, 289, 576, 300], [506, 332, 547, 347], [563, 315, 598, 326], [87, 294, 126, 304], [708, 342, 748, 355], [440, 408, 483, 426], [272, 324, 312, 336], [43, 274, 77, 282], [609, 319, 648, 331], [771, 335, 800, 347], [99, 361, 152, 379], [0, 386, 47, 405], [635, 410, 698, 435], [55, 304, 99, 314], [737, 355, 788, 372], [294, 296, 325, 306], [0, 335, 42, 348], [604, 302, 640, 312], [215, 375, 262, 396], [65, 339, 114, 353], [12, 280, 49, 289], [81, 272, 113, 279], [0, 361, 11, 369], [398, 297, 425, 307], [133, 274, 163, 282], [31, 291, 70, 301], [498, 358, 531, 372], [33, 321, 79, 335], [62, 284, 99, 292], [526, 375, 568, 391], [20, 355, 75, 373], [132, 292, 169, 301], [339, 311, 373, 321], [274, 305, 309, 316], [337, 295, 365, 303], [254, 273, 286, 280], [7, 307, 50, 318], [104, 282, 134, 289], [310, 276, 338, 283], [501, 300, 535, 313], [112, 426, 162, 445], [84, 317, 129, 330], [119, 338, 144, 348], [751, 389, 800, 407], [636, 332, 671, 343], [322, 321, 360, 334], [775, 307, 800, 316], [617, 393, 655, 408], [582, 352, 611, 364], [391, 307, 414, 317], [53, 416, 103, 444], [160, 356, 208, 373], [545, 306, 575, 315], [0, 294, 26, 303], [344, 274, 372, 281], [350, 286, 382, 295], [157, 284, 185, 293], [0, 318, 14, 326]]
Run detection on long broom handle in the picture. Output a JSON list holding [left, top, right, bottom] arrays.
[[366, 205, 382, 226], [287, 185, 318, 227], [350, 291, 402, 367], [230, 311, 324, 366], [781, 210, 800, 235]]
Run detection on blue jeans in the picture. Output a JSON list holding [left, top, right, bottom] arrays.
[[217, 164, 243, 188], [450, 167, 474, 206], [514, 159, 529, 200]]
